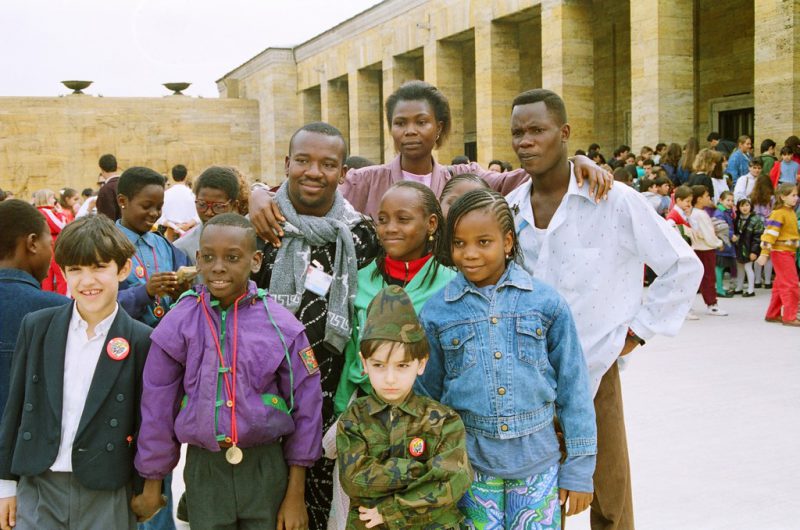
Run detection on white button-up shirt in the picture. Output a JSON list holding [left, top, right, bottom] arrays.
[[505, 164, 703, 395], [0, 304, 118, 498]]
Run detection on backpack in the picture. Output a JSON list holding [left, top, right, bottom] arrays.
[[711, 216, 730, 246]]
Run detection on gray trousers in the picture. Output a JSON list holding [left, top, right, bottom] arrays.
[[184, 443, 287, 530], [16, 470, 136, 530]]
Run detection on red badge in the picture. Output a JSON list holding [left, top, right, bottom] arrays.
[[408, 437, 425, 458], [153, 306, 165, 318], [107, 338, 130, 361], [135, 265, 145, 278]]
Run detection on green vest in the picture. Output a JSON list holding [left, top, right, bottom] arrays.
[[333, 257, 456, 415]]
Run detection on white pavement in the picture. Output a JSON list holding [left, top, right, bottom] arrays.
[[171, 290, 800, 530]]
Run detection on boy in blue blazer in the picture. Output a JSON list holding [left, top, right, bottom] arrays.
[[0, 215, 154, 530]]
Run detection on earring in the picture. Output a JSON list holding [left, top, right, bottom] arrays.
[[428, 233, 434, 241]]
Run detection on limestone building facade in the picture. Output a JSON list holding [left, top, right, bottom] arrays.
[[219, 0, 800, 184]]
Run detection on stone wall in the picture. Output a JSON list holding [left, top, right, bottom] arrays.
[[0, 95, 260, 196]]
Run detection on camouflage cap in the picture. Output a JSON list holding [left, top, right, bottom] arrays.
[[361, 285, 426, 344]]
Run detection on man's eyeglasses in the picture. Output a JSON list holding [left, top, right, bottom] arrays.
[[195, 199, 232, 214]]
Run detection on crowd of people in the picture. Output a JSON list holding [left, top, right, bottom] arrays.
[[0, 79, 795, 530]]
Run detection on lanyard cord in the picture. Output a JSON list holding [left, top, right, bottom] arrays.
[[262, 297, 294, 413], [200, 293, 245, 446], [131, 244, 159, 280]]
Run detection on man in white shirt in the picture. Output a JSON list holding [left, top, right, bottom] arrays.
[[158, 165, 200, 240], [733, 158, 761, 203], [504, 89, 702, 530]]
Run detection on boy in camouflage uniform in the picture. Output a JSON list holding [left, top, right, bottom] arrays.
[[336, 285, 472, 529]]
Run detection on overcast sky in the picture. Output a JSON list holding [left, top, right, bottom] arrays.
[[1, 0, 380, 98]]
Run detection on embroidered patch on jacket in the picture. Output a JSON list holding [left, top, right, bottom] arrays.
[[300, 347, 319, 375]]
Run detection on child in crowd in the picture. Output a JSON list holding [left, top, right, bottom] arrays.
[[757, 184, 800, 325], [643, 158, 656, 178], [336, 285, 472, 529], [713, 191, 737, 297], [750, 174, 776, 287], [132, 213, 323, 528], [759, 139, 777, 175], [690, 186, 728, 316], [0, 200, 69, 416], [640, 178, 669, 216], [336, 181, 455, 414], [0, 215, 151, 530], [417, 190, 596, 528], [57, 188, 79, 223], [34, 189, 69, 295], [770, 146, 800, 186], [174, 166, 241, 264], [116, 167, 191, 328], [733, 199, 763, 297], [666, 185, 694, 243], [734, 159, 761, 203], [438, 173, 489, 219]]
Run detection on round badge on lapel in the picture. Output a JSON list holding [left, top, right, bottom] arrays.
[[408, 437, 425, 458], [153, 306, 165, 318], [107, 338, 130, 361], [135, 265, 146, 278]]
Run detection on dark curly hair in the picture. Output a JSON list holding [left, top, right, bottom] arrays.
[[385, 81, 451, 149]]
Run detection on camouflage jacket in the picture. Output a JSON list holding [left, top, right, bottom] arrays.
[[336, 392, 472, 529]]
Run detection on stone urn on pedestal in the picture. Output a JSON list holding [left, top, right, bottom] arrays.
[[61, 80, 93, 94], [163, 83, 191, 96]]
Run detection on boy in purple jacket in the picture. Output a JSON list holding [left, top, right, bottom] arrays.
[[132, 214, 323, 530]]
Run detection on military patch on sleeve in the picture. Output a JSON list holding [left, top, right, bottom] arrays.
[[300, 347, 319, 375]]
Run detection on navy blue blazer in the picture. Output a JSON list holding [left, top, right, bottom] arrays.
[[0, 302, 151, 491]]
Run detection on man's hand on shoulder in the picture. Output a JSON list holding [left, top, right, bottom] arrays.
[[572, 154, 613, 202], [249, 187, 285, 247]]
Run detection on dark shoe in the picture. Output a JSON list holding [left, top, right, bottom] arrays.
[[732, 290, 743, 295], [782, 319, 800, 327], [717, 291, 734, 298], [177, 492, 188, 522], [765, 283, 773, 289], [756, 282, 764, 289], [765, 316, 782, 323], [742, 291, 755, 297]]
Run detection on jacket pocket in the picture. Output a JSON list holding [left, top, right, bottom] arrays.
[[439, 326, 477, 377], [516, 316, 548, 369]]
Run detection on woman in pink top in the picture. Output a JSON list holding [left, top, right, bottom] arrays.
[[250, 80, 610, 244]]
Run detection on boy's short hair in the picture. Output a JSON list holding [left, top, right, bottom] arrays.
[[653, 176, 670, 187], [674, 185, 693, 201], [655, 142, 667, 151], [98, 154, 117, 172], [193, 166, 240, 200], [639, 178, 655, 191], [643, 159, 655, 167], [707, 132, 721, 142], [748, 158, 763, 168], [201, 213, 256, 251], [54, 214, 136, 269], [613, 167, 631, 182], [690, 185, 708, 205], [81, 187, 95, 198], [360, 338, 429, 362], [0, 200, 48, 260], [780, 146, 793, 156], [117, 167, 166, 199], [171, 164, 188, 182], [760, 139, 776, 153]]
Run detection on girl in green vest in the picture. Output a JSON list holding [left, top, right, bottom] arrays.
[[334, 181, 454, 414]]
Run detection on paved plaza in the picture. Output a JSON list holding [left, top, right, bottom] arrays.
[[172, 289, 799, 530]]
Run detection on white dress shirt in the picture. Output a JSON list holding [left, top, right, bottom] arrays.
[[157, 183, 200, 225], [505, 163, 703, 395], [733, 172, 756, 203], [0, 304, 118, 498]]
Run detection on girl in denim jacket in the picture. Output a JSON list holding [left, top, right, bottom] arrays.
[[416, 189, 596, 529]]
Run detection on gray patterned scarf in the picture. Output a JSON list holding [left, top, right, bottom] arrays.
[[269, 181, 363, 352]]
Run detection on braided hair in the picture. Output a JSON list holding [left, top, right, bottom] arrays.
[[439, 173, 489, 203], [373, 180, 447, 287], [444, 189, 520, 267]]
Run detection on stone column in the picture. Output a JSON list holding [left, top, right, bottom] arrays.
[[754, 0, 800, 142], [424, 40, 464, 164], [321, 77, 350, 146], [348, 68, 384, 163], [474, 17, 519, 165], [299, 87, 322, 125], [540, 0, 595, 151], [629, 0, 694, 149]]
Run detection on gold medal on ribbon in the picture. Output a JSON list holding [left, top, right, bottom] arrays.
[[226, 445, 243, 465]]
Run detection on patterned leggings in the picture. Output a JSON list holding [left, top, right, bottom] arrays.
[[459, 464, 561, 530]]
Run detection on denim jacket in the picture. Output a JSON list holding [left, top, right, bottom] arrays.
[[415, 262, 596, 459]]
